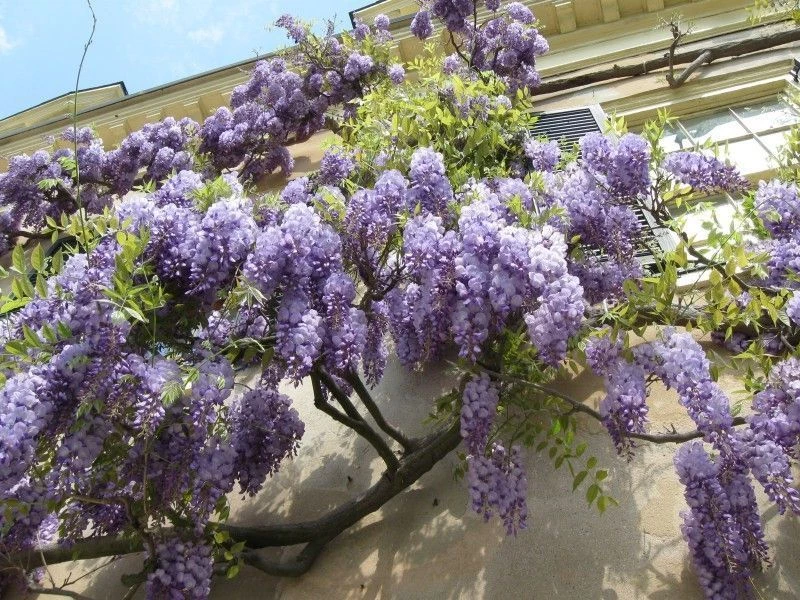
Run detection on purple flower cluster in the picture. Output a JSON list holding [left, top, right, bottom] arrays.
[[612, 328, 800, 596], [146, 537, 213, 599], [240, 202, 371, 378], [467, 443, 528, 535], [407, 147, 454, 216], [755, 180, 800, 237], [410, 10, 433, 39], [523, 138, 560, 173], [750, 180, 800, 289], [461, 373, 500, 454], [104, 117, 197, 192], [580, 132, 651, 199], [411, 1, 548, 94], [545, 166, 642, 303], [318, 147, 356, 186], [674, 443, 768, 599], [661, 152, 749, 195], [470, 3, 548, 93], [744, 357, 800, 513], [648, 329, 734, 437], [0, 373, 53, 495], [198, 15, 396, 183], [230, 385, 304, 495], [275, 13, 308, 43], [584, 334, 622, 373], [388, 63, 405, 84], [386, 177, 584, 367], [118, 193, 257, 298], [363, 300, 390, 385], [592, 356, 648, 456]]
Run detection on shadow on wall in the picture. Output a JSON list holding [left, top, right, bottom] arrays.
[[49, 354, 800, 599]]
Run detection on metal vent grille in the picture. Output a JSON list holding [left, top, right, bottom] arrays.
[[529, 107, 606, 154]]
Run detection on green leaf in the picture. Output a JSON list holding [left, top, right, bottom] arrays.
[[227, 564, 240, 579], [572, 471, 587, 491], [213, 531, 230, 544], [123, 305, 147, 324], [11, 244, 25, 274], [22, 325, 41, 348], [31, 245, 44, 272], [586, 456, 598, 470], [586, 484, 600, 505], [5, 340, 29, 357], [595, 470, 608, 481], [56, 322, 73, 339], [11, 278, 28, 300]]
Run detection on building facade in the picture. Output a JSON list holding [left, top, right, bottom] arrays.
[[5, 1, 800, 599]]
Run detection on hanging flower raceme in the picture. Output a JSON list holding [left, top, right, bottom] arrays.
[[411, 1, 548, 94]]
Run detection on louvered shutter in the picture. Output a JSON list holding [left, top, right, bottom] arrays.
[[529, 106, 678, 274]]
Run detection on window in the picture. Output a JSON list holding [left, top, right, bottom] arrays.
[[660, 96, 800, 177], [649, 95, 800, 278]]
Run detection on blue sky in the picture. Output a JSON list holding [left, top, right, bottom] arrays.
[[0, 0, 370, 119]]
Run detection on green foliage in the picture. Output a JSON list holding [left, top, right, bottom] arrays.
[[340, 51, 536, 189], [750, 0, 800, 23], [193, 176, 235, 212]]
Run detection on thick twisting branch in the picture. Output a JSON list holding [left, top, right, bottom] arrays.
[[666, 50, 712, 88], [241, 533, 337, 577], [662, 17, 710, 88], [310, 371, 400, 472], [342, 370, 415, 452], [3, 420, 462, 574], [536, 26, 800, 95]]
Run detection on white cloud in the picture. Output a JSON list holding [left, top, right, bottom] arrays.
[[187, 26, 224, 45], [0, 25, 13, 54], [132, 0, 179, 25]]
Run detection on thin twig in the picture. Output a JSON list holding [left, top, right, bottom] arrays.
[[482, 368, 746, 444], [121, 581, 142, 600], [26, 588, 97, 600], [71, 0, 96, 254], [342, 370, 414, 452]]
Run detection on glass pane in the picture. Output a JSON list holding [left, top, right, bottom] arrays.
[[680, 109, 746, 144], [683, 203, 737, 243], [760, 131, 791, 158], [660, 124, 695, 152], [726, 138, 773, 174], [734, 100, 799, 133]]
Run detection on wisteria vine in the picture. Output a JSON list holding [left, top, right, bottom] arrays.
[[0, 3, 799, 600]]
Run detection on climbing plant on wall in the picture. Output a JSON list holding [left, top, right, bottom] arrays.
[[1, 3, 799, 599]]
